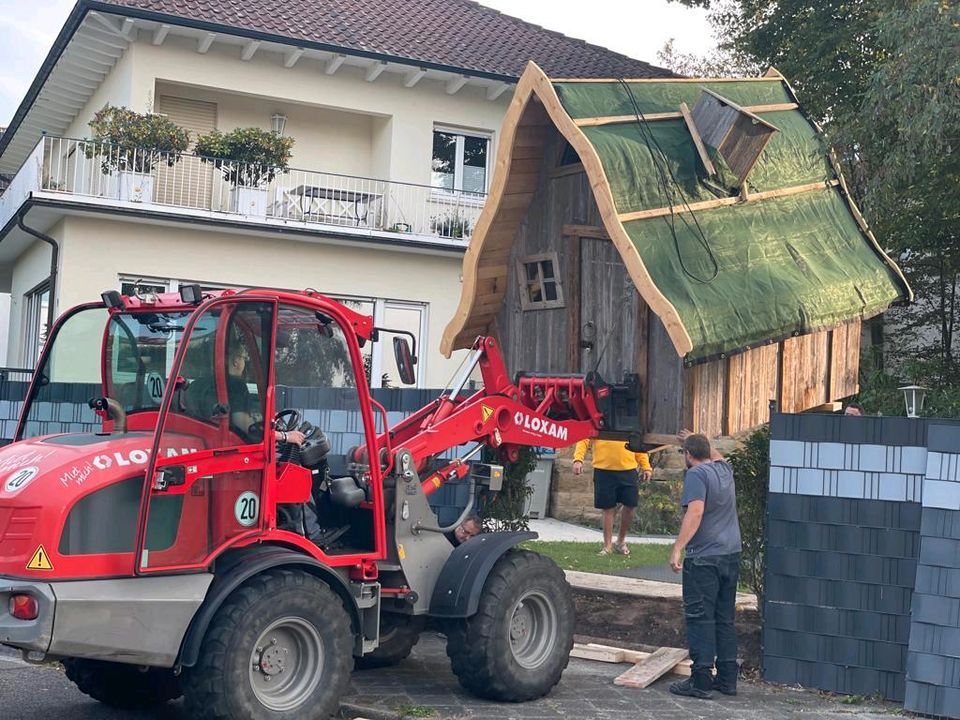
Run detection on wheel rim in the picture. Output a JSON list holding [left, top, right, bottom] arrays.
[[249, 616, 324, 711], [507, 590, 558, 669]]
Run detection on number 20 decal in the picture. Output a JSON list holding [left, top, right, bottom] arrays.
[[234, 491, 259, 527]]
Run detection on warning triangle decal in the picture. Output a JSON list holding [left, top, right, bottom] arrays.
[[27, 545, 53, 571], [480, 404, 494, 424]]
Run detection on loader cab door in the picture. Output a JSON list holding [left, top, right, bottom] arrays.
[[136, 297, 276, 573]]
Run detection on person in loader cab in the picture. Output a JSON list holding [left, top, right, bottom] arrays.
[[227, 346, 305, 446], [572, 439, 652, 556]]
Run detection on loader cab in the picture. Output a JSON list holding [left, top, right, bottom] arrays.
[[4, 289, 385, 581]]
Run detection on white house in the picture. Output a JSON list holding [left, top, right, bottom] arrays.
[[0, 0, 668, 386]]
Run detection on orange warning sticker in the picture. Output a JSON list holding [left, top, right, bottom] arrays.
[[26, 545, 53, 571], [480, 404, 494, 424], [397, 544, 406, 560]]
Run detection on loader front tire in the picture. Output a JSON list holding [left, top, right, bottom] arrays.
[[182, 569, 353, 720], [445, 549, 574, 701], [62, 658, 181, 709]]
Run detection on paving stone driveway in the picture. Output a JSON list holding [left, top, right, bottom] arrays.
[[345, 634, 898, 720]]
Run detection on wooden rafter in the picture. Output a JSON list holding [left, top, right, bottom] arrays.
[[574, 102, 798, 128]]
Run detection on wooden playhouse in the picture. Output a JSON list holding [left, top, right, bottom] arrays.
[[441, 62, 911, 438]]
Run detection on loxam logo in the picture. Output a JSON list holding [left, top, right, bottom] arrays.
[[513, 411, 568, 441], [92, 447, 200, 471]]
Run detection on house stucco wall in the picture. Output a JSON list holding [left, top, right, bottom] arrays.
[[63, 35, 509, 188], [52, 215, 468, 386]]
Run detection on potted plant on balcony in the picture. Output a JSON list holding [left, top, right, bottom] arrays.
[[194, 127, 294, 217], [87, 105, 190, 203], [430, 209, 473, 239]]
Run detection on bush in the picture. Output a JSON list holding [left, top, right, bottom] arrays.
[[857, 358, 960, 418], [479, 445, 537, 532], [633, 476, 682, 535], [194, 127, 294, 187], [87, 105, 190, 174], [727, 425, 769, 612]]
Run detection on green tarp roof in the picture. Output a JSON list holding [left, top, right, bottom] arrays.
[[553, 79, 910, 362]]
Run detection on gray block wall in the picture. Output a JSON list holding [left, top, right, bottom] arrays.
[[904, 425, 960, 717], [765, 413, 960, 716]]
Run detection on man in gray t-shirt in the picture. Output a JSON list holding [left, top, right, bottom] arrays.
[[669, 432, 742, 700]]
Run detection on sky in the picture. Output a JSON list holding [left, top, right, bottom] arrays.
[[0, 0, 715, 126]]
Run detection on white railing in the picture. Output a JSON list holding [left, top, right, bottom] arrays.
[[28, 136, 485, 241], [0, 138, 44, 229]]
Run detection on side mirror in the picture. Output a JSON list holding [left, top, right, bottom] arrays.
[[393, 336, 417, 385]]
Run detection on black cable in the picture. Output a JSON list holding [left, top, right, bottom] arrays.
[[616, 79, 719, 284]]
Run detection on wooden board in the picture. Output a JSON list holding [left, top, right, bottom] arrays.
[[726, 344, 779, 434], [683, 358, 728, 437], [780, 330, 830, 413], [829, 320, 861, 400], [646, 314, 684, 435], [614, 647, 690, 688]]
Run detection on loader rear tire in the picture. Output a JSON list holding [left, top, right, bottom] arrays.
[[445, 549, 574, 701], [62, 658, 181, 709], [182, 568, 353, 720], [355, 613, 424, 669]]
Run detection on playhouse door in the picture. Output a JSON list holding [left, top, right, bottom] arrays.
[[579, 237, 642, 382]]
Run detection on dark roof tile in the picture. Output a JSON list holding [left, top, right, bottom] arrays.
[[97, 0, 674, 79]]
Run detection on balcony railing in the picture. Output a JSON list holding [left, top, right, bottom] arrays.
[[12, 136, 486, 243]]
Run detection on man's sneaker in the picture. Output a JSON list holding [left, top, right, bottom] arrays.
[[712, 679, 737, 696], [669, 678, 713, 699]]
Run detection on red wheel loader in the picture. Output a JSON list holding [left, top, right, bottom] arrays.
[[0, 285, 641, 719]]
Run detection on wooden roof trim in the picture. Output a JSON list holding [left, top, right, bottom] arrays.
[[550, 76, 785, 84], [527, 64, 694, 355], [617, 180, 839, 223], [679, 101, 716, 177], [574, 103, 798, 127], [440, 65, 546, 356]]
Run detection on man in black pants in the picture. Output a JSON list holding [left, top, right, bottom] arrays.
[[669, 431, 742, 699]]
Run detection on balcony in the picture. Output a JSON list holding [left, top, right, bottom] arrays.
[[1, 136, 486, 247]]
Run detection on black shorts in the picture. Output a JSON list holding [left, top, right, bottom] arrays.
[[593, 468, 639, 509]]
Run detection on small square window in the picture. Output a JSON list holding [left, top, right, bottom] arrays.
[[517, 253, 564, 310]]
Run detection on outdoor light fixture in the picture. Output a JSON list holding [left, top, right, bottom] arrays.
[[101, 290, 123, 309], [899, 385, 927, 418], [179, 283, 203, 305], [271, 112, 287, 135]]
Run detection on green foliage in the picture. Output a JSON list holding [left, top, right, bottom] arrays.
[[479, 445, 537, 532], [87, 105, 190, 174], [633, 477, 683, 535], [726, 424, 769, 611], [857, 359, 960, 419], [193, 127, 295, 187], [523, 541, 673, 574], [430, 209, 472, 239]]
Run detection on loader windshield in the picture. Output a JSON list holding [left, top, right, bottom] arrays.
[[17, 305, 192, 440]]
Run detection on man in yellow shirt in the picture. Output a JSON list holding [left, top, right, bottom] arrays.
[[573, 439, 652, 555]]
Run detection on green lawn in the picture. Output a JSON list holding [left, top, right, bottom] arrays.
[[524, 540, 673, 574]]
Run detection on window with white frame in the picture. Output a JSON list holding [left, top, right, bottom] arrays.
[[23, 281, 50, 364], [431, 127, 490, 196], [117, 276, 426, 387]]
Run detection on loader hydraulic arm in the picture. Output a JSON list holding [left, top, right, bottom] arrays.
[[372, 336, 636, 496]]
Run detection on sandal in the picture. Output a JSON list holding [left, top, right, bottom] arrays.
[[615, 542, 630, 556], [598, 547, 612, 556]]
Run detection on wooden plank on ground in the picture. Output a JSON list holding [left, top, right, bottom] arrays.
[[614, 647, 690, 688]]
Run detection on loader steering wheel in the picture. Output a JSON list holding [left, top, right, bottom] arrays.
[[274, 408, 302, 433]]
